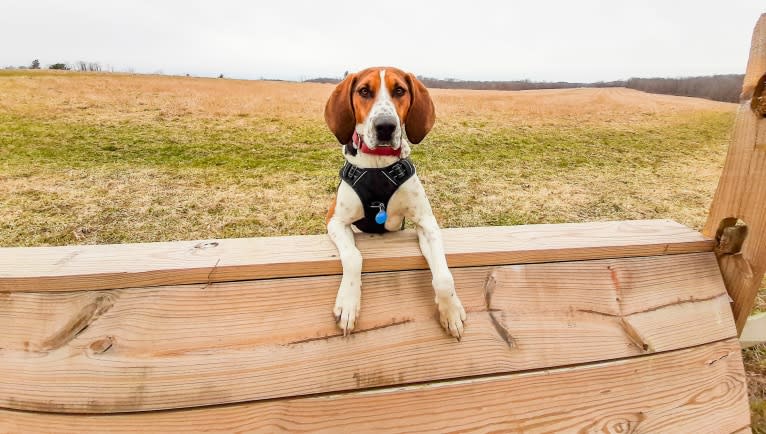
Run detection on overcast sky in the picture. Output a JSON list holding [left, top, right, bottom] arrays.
[[2, 1, 764, 82]]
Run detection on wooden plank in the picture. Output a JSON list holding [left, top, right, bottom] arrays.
[[0, 253, 736, 413], [0, 219, 713, 293], [704, 14, 766, 334], [0, 339, 750, 433], [740, 312, 766, 348]]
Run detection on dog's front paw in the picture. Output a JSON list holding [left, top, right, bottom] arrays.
[[333, 283, 361, 336], [436, 293, 467, 340]]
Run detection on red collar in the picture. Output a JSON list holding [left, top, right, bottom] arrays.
[[352, 131, 402, 157]]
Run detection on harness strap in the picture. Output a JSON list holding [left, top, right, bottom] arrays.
[[339, 159, 416, 233]]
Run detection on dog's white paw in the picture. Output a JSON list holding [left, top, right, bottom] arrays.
[[333, 283, 361, 335], [436, 293, 467, 340], [432, 275, 467, 340]]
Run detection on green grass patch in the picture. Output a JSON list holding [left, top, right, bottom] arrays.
[[0, 115, 338, 174], [0, 111, 733, 175], [0, 109, 735, 246]]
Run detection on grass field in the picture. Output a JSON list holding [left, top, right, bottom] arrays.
[[0, 70, 739, 244], [0, 69, 764, 428]]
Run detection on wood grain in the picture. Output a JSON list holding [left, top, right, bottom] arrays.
[[0, 219, 713, 293], [756, 116, 766, 149], [0, 252, 735, 413], [704, 14, 766, 333], [741, 14, 766, 100], [0, 339, 749, 433]]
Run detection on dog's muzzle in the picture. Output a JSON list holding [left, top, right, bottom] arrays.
[[373, 115, 398, 144]]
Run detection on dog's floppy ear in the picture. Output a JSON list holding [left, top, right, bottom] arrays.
[[324, 73, 357, 144], [404, 73, 435, 144]]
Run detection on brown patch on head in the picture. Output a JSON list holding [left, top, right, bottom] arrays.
[[349, 68, 382, 126], [383, 68, 412, 128]]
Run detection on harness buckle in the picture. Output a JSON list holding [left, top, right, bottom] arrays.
[[347, 164, 358, 179], [389, 164, 406, 181]]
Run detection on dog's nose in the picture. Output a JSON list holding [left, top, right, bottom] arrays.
[[374, 117, 397, 142]]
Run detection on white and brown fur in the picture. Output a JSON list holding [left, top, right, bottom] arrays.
[[324, 67, 466, 339]]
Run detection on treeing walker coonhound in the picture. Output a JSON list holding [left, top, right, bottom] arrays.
[[324, 67, 466, 339]]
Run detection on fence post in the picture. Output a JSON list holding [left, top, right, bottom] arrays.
[[703, 14, 766, 334]]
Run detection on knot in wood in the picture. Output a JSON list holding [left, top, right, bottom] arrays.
[[88, 336, 114, 355], [751, 74, 766, 116], [194, 241, 219, 249]]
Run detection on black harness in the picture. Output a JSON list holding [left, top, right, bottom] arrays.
[[339, 158, 416, 233]]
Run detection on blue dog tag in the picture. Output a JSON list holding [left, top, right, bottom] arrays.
[[375, 209, 387, 224]]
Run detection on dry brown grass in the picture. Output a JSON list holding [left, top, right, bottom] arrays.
[[0, 70, 733, 124], [0, 71, 329, 123], [0, 70, 739, 244], [434, 85, 735, 124]]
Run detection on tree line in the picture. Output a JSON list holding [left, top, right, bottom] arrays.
[[306, 74, 745, 103], [4, 60, 104, 71]]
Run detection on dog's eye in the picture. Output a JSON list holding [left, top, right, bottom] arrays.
[[358, 88, 371, 98], [393, 86, 406, 97]]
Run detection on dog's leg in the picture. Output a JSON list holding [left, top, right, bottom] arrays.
[[327, 184, 364, 335], [327, 218, 362, 334], [395, 178, 466, 339], [414, 215, 466, 339]]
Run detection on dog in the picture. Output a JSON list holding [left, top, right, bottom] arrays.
[[324, 67, 466, 339]]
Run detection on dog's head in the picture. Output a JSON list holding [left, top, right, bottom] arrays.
[[324, 67, 435, 151]]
